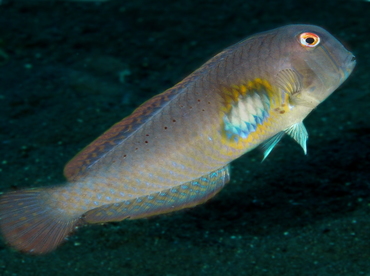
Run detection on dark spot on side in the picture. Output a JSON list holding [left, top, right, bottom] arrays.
[[279, 110, 285, 114]]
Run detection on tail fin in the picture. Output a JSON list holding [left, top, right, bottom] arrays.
[[0, 189, 82, 254]]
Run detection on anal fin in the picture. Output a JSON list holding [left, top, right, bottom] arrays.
[[82, 165, 230, 223]]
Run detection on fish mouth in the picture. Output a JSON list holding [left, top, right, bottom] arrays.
[[342, 53, 356, 78]]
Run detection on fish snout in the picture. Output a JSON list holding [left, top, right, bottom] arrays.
[[345, 52, 356, 72], [339, 51, 356, 80]]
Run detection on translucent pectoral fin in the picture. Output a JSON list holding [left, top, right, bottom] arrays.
[[284, 122, 308, 154], [276, 68, 302, 96], [275, 69, 318, 108]]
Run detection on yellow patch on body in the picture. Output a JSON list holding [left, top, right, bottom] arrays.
[[219, 78, 290, 151]]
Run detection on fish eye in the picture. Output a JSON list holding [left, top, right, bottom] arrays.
[[299, 32, 320, 48]]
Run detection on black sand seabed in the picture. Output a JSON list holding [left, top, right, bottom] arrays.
[[0, 0, 369, 275]]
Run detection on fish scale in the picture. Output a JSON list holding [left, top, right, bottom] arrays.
[[0, 24, 355, 254]]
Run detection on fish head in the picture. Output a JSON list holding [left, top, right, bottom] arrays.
[[275, 24, 356, 105]]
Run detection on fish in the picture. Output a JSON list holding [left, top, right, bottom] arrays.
[[0, 24, 356, 254]]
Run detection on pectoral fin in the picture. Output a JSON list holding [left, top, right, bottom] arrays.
[[276, 68, 302, 97], [276, 69, 318, 108]]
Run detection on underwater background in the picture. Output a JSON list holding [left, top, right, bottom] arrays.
[[0, 0, 369, 275]]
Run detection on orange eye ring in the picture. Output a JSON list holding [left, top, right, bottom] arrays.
[[299, 32, 320, 48]]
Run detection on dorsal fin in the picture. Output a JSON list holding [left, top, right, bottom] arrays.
[[64, 80, 190, 182], [63, 40, 247, 182]]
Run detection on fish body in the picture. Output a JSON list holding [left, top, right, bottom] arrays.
[[0, 24, 355, 254]]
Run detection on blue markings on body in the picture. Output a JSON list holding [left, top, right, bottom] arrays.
[[210, 172, 218, 178], [223, 91, 270, 141]]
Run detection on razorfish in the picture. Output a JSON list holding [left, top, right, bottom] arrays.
[[0, 24, 356, 254]]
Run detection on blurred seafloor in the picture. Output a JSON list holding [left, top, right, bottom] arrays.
[[0, 0, 369, 275]]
